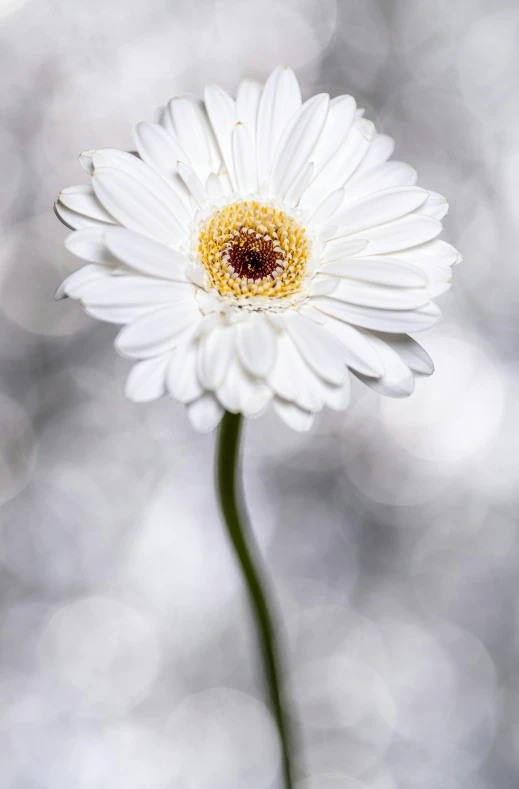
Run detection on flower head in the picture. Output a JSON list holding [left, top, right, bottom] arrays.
[[55, 66, 460, 432]]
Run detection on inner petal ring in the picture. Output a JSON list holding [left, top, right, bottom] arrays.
[[197, 201, 310, 301]]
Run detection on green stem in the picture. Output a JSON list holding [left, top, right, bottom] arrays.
[[216, 411, 295, 789]]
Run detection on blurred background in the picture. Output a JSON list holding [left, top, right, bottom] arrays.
[[0, 0, 518, 787]]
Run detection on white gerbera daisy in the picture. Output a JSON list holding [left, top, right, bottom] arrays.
[[55, 66, 460, 433]]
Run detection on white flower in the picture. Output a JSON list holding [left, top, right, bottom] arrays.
[[55, 66, 460, 433]]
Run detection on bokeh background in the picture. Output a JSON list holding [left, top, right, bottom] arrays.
[[1, 0, 518, 787]]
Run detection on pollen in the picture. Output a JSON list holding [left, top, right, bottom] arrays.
[[197, 201, 310, 301]]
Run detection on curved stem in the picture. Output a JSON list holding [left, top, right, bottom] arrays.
[[216, 411, 295, 789]]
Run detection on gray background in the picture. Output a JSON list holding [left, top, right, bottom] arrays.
[[0, 0, 518, 787]]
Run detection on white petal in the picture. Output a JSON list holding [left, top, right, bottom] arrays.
[[292, 361, 326, 412], [415, 262, 452, 296], [125, 354, 171, 402], [344, 161, 417, 201], [78, 150, 94, 174], [415, 190, 449, 220], [320, 315, 384, 377], [79, 275, 195, 310], [388, 239, 459, 268], [92, 148, 189, 230], [330, 279, 430, 310], [327, 187, 429, 237], [58, 185, 116, 223], [235, 80, 262, 143], [307, 94, 357, 179], [153, 105, 166, 125], [232, 123, 257, 194], [373, 333, 434, 375], [310, 278, 339, 297], [195, 312, 221, 336], [167, 337, 203, 403], [133, 121, 185, 180], [273, 398, 314, 432], [322, 256, 428, 287], [55, 263, 111, 301], [297, 304, 328, 325], [428, 279, 452, 298], [187, 393, 224, 432], [309, 189, 345, 228], [267, 332, 301, 401], [92, 167, 182, 244], [204, 84, 237, 188], [84, 304, 154, 325], [54, 200, 112, 231], [215, 355, 241, 413], [216, 356, 271, 416], [157, 103, 175, 135], [269, 328, 346, 412], [206, 172, 223, 197], [322, 375, 351, 411], [265, 311, 287, 331], [299, 118, 374, 213], [284, 162, 314, 208], [344, 215, 442, 255], [415, 259, 453, 280], [166, 94, 220, 183], [115, 304, 200, 358], [286, 311, 346, 385], [294, 300, 326, 329], [236, 313, 276, 377], [269, 93, 329, 199], [323, 238, 369, 262], [104, 227, 189, 281], [315, 297, 441, 334], [215, 164, 233, 195], [177, 161, 207, 204], [256, 65, 302, 186], [197, 324, 236, 389], [195, 289, 221, 316], [349, 132, 395, 180], [132, 122, 192, 221], [187, 263, 207, 288], [65, 227, 114, 264], [355, 332, 414, 398], [241, 382, 272, 418], [299, 301, 329, 320]]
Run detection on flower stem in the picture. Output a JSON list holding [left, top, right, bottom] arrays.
[[216, 411, 295, 789]]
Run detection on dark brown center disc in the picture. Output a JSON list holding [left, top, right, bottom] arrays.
[[226, 230, 282, 281]]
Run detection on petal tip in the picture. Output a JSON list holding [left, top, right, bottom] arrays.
[[53, 285, 68, 301]]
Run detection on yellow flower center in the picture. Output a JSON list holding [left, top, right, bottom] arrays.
[[197, 201, 310, 301]]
